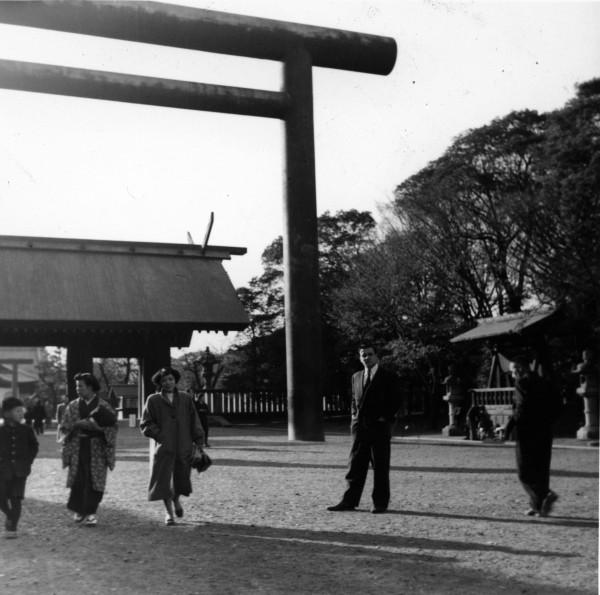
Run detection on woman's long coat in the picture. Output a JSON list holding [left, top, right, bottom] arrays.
[[140, 389, 204, 501], [60, 398, 118, 492]]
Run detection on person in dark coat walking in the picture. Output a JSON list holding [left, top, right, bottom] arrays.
[[328, 343, 402, 514], [140, 367, 205, 526], [0, 396, 39, 538], [30, 397, 47, 435], [193, 393, 211, 447], [55, 394, 69, 442], [511, 356, 560, 517]]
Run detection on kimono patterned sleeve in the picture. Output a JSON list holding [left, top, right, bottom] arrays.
[[59, 400, 80, 437], [99, 400, 118, 471], [102, 426, 118, 470], [60, 402, 80, 469]]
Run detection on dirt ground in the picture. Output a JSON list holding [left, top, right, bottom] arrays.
[[0, 422, 597, 595]]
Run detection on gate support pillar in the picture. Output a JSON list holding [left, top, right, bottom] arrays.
[[65, 342, 93, 400], [283, 45, 324, 441]]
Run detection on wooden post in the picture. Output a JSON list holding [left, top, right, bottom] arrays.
[[65, 344, 93, 400], [139, 342, 172, 469], [0, 1, 396, 442], [139, 343, 172, 412], [283, 45, 324, 441]]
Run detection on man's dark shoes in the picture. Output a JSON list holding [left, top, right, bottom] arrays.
[[540, 490, 558, 517], [371, 506, 387, 514], [327, 502, 356, 512]]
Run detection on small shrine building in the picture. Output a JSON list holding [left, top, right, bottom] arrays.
[[0, 234, 248, 411]]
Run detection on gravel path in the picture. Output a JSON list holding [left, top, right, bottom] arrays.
[[0, 423, 597, 594]]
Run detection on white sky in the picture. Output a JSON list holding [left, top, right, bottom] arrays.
[[1, 0, 599, 352]]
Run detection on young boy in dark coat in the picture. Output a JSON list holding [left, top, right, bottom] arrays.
[[0, 396, 39, 538]]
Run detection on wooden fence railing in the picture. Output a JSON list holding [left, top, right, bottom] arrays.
[[119, 388, 426, 419], [470, 387, 515, 427], [200, 389, 427, 418], [470, 387, 515, 406], [198, 390, 350, 416]]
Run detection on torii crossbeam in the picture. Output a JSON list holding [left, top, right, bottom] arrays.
[[0, 0, 396, 441]]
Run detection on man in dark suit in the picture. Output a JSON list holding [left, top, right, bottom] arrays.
[[327, 343, 402, 514], [511, 356, 560, 516]]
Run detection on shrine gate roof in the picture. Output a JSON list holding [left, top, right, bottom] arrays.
[[450, 307, 559, 343], [0, 235, 248, 332]]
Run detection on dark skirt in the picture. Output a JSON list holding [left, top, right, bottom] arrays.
[[67, 438, 103, 515]]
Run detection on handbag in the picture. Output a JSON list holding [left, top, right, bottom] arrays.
[[191, 444, 212, 473]]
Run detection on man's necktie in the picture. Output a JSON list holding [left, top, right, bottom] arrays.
[[363, 369, 371, 391]]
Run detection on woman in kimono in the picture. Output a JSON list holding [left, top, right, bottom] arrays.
[[140, 366, 205, 525], [59, 372, 117, 526]]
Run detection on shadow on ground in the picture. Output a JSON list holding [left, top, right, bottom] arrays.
[[108, 454, 598, 481], [0, 498, 594, 595], [387, 508, 598, 529]]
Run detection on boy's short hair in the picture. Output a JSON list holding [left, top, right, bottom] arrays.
[[2, 396, 24, 413]]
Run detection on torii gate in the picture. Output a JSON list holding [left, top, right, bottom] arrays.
[[0, 1, 396, 441]]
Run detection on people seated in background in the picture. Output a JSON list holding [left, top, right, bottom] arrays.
[[466, 405, 494, 441]]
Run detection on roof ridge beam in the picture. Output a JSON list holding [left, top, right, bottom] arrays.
[[0, 0, 396, 75], [0, 234, 246, 260]]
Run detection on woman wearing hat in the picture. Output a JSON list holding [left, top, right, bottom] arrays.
[[140, 366, 205, 525]]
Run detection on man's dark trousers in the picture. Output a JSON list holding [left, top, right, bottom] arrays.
[[342, 420, 392, 509], [516, 425, 553, 510]]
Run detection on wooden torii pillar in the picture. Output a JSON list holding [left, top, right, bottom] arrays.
[[0, 1, 396, 441], [65, 341, 93, 400]]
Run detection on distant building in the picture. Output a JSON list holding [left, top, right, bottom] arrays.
[[106, 383, 139, 418], [0, 346, 44, 401], [0, 235, 248, 413]]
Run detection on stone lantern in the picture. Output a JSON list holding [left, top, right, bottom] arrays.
[[442, 364, 466, 436], [573, 349, 599, 440], [199, 347, 217, 390]]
